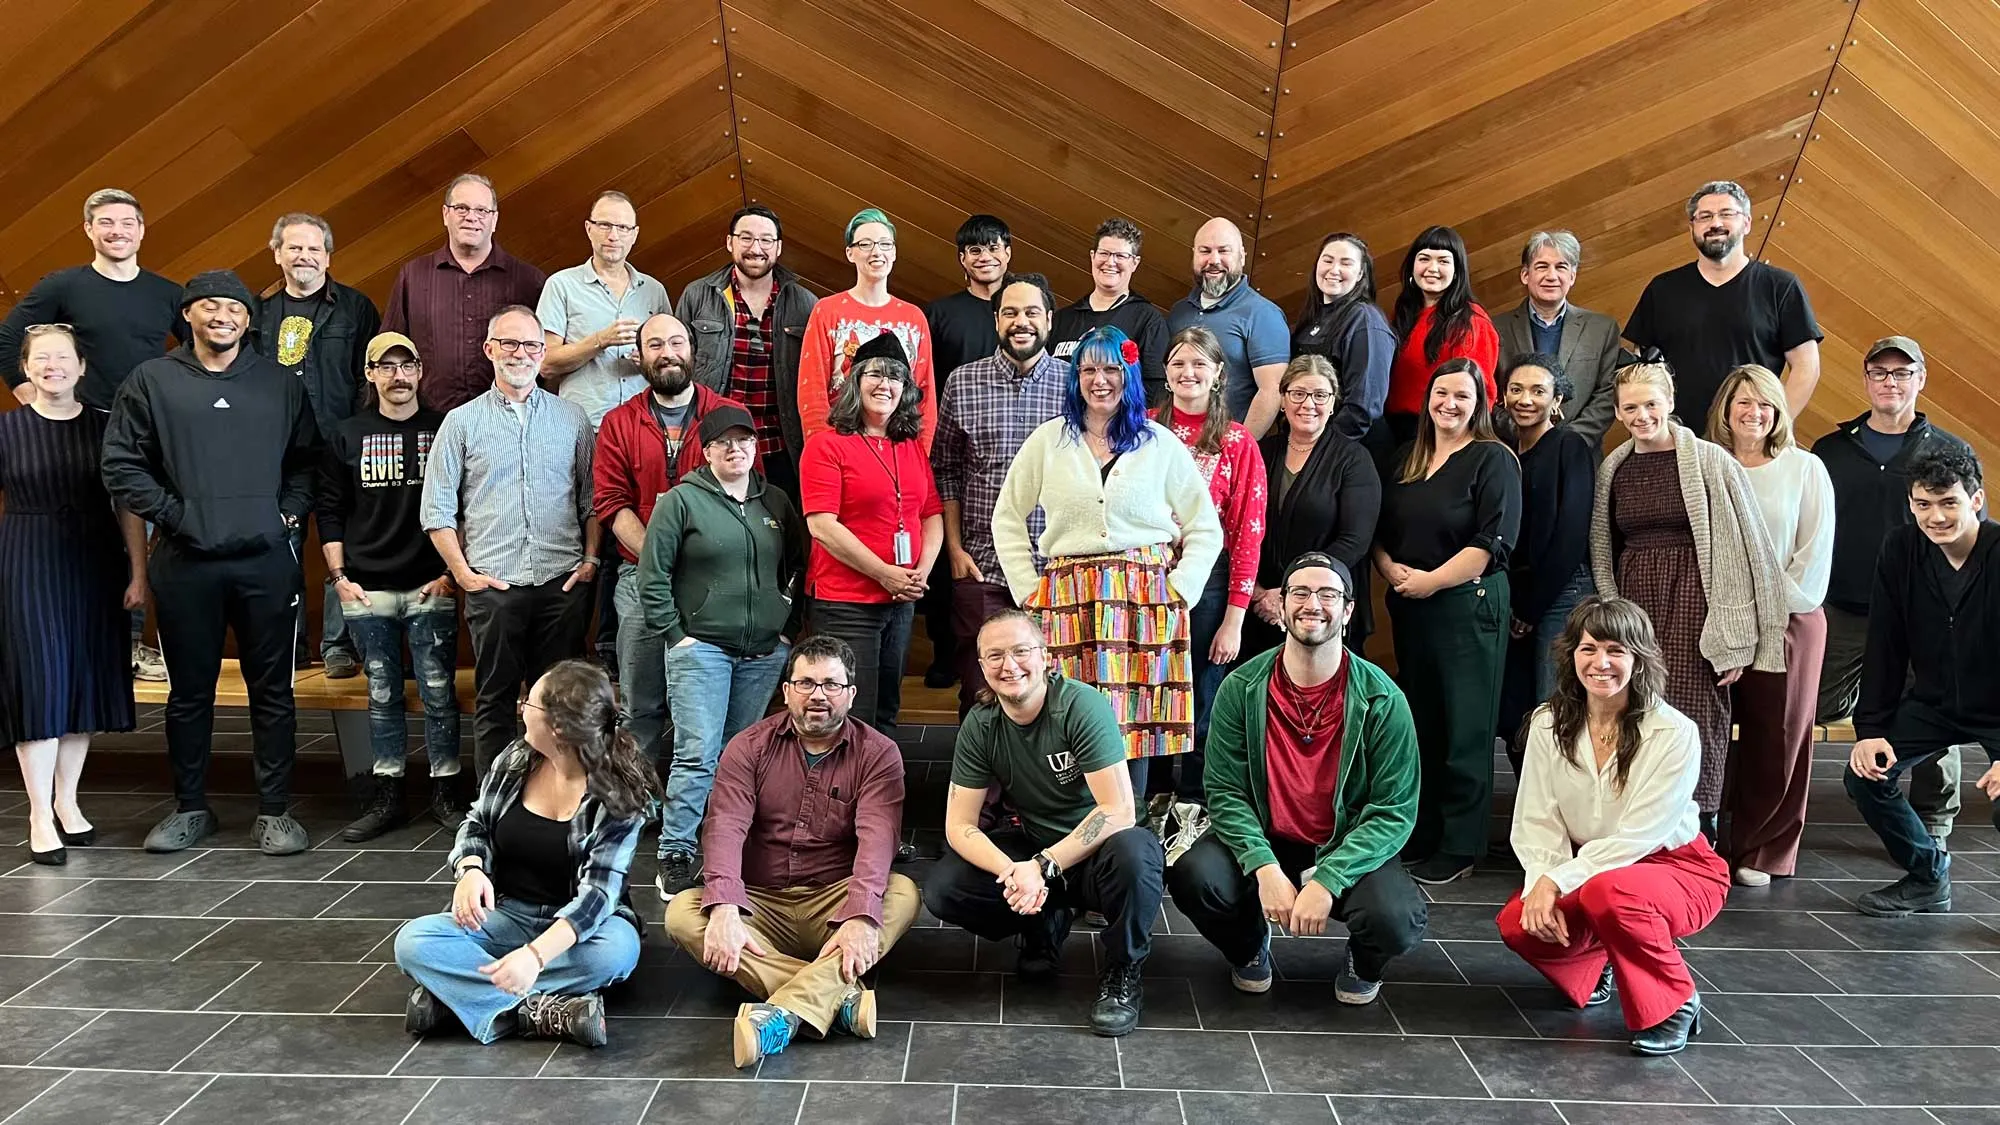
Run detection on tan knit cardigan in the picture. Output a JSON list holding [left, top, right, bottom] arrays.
[[1589, 423, 1788, 674]]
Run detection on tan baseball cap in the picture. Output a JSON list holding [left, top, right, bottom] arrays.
[[365, 331, 421, 364], [1864, 335, 1923, 366]]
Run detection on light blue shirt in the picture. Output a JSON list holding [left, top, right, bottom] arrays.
[[420, 386, 594, 586], [536, 261, 672, 430], [1168, 277, 1289, 422]]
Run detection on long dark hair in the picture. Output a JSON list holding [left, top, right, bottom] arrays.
[[1152, 326, 1230, 456], [827, 354, 924, 441], [532, 659, 659, 819], [1294, 231, 1377, 333], [1536, 596, 1668, 794], [1391, 225, 1478, 365], [1398, 358, 1505, 484], [1066, 326, 1155, 454], [1492, 351, 1574, 446]]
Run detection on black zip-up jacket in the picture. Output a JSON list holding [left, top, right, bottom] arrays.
[[1856, 521, 2000, 741], [251, 277, 382, 439], [102, 344, 319, 559], [1811, 410, 1974, 614], [676, 264, 818, 454]]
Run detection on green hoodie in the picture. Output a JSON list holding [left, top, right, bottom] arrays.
[[636, 467, 806, 654], [1204, 646, 1419, 897]]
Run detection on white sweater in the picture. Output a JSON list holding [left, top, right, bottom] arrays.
[[991, 418, 1224, 608], [1743, 446, 1835, 616], [1511, 702, 1703, 896]]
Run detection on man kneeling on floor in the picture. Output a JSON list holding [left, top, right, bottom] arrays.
[[1168, 553, 1428, 1003], [666, 633, 919, 1068], [1845, 444, 2000, 917], [923, 609, 1165, 1037]]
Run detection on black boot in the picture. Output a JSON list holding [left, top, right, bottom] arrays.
[[1585, 963, 1614, 1007], [1090, 962, 1144, 1037], [405, 985, 446, 1036], [429, 777, 467, 832], [1630, 994, 1702, 1055], [340, 775, 407, 843]]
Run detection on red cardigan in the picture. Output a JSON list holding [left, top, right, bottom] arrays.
[[1164, 407, 1267, 609], [1386, 303, 1500, 415], [592, 384, 753, 563]]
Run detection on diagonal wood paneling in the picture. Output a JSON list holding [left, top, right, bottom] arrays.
[[1258, 0, 1852, 354], [1763, 0, 2000, 465]]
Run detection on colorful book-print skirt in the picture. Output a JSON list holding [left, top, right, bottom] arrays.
[[1025, 544, 1193, 759]]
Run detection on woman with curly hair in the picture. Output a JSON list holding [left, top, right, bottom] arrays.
[[993, 325, 1223, 790]]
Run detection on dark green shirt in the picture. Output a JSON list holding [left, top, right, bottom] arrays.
[[950, 674, 1126, 848]]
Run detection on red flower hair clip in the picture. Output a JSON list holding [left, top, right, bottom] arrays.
[[1119, 339, 1140, 366]]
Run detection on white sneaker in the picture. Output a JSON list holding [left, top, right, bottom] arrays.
[[1733, 866, 1771, 887], [1163, 803, 1210, 866], [132, 642, 167, 682]]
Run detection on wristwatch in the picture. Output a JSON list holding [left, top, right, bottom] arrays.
[[1035, 851, 1062, 883]]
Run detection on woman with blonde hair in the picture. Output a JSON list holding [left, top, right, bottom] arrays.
[[1589, 362, 1786, 839], [1707, 364, 1834, 886]]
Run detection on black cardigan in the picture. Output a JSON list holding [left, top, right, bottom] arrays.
[[1856, 520, 2000, 742], [1811, 411, 1975, 615], [1509, 426, 1597, 624], [1253, 428, 1382, 642]]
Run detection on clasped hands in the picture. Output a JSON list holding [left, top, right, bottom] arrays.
[[1254, 864, 1334, 937]]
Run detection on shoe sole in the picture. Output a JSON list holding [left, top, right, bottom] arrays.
[[1335, 986, 1381, 1006], [1409, 865, 1475, 886], [1231, 975, 1272, 994], [847, 989, 877, 1039], [732, 1004, 762, 1068], [1089, 1013, 1141, 1037], [145, 818, 220, 853], [339, 817, 409, 844], [1855, 899, 1951, 918]]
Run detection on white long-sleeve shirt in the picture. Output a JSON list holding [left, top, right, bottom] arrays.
[[1511, 702, 1703, 896], [991, 417, 1223, 608], [1743, 445, 1835, 615]]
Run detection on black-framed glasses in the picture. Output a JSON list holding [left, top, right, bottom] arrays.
[[487, 338, 545, 355], [1283, 585, 1347, 605], [1864, 366, 1919, 383], [850, 238, 896, 253], [731, 232, 780, 248], [368, 360, 420, 374], [447, 203, 497, 218], [587, 219, 637, 236], [785, 679, 856, 698], [1284, 389, 1334, 405], [1090, 249, 1136, 263]]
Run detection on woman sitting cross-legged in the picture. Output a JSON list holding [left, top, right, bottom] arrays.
[[1497, 596, 1731, 1057], [394, 659, 656, 1047]]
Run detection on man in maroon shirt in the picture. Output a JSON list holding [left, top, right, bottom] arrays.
[[663, 633, 918, 1068], [382, 173, 548, 413]]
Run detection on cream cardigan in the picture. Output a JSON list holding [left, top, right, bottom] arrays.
[[991, 418, 1223, 608], [1589, 423, 1788, 674]]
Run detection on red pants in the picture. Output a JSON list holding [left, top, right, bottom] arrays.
[[1726, 608, 1827, 875], [1497, 838, 1730, 1030]]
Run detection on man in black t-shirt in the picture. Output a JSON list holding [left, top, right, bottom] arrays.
[[316, 332, 463, 842], [1623, 180, 1823, 428]]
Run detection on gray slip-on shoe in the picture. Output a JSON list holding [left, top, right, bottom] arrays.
[[254, 814, 310, 857], [144, 809, 219, 853]]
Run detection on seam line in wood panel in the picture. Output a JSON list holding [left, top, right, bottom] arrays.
[[1248, 0, 1292, 287], [1759, 0, 1865, 260], [715, 2, 751, 216]]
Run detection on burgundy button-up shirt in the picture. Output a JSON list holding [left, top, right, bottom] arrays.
[[698, 711, 904, 925], [383, 243, 548, 414]]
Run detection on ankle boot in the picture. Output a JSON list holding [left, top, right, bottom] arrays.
[[339, 775, 407, 843], [1630, 994, 1702, 1055]]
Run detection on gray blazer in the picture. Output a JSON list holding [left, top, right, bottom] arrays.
[[1494, 300, 1623, 449]]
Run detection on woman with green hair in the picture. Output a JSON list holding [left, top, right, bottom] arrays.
[[796, 207, 937, 456]]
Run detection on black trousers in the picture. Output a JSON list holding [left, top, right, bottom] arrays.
[[810, 598, 914, 736], [1167, 833, 1428, 979], [464, 576, 592, 775], [149, 541, 302, 814], [923, 825, 1165, 967]]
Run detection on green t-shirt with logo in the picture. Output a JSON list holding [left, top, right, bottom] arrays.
[[949, 674, 1128, 848]]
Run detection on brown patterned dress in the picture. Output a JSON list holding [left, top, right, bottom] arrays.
[[1610, 450, 1730, 811]]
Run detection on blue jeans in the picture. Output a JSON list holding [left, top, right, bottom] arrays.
[[1499, 566, 1595, 770], [394, 899, 639, 1042], [612, 567, 667, 765], [657, 637, 790, 858], [1843, 700, 2000, 883], [340, 588, 461, 778]]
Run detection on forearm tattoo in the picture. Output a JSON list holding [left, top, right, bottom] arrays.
[[1076, 809, 1108, 845]]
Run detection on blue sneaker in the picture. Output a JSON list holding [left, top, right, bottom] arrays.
[[1335, 949, 1381, 1006], [733, 1002, 797, 1068], [828, 984, 877, 1038], [1231, 926, 1274, 994]]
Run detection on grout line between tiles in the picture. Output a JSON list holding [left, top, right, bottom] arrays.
[[25, 1009, 106, 1067], [391, 1077, 441, 1125], [155, 1073, 217, 1125], [169, 1012, 242, 1071]]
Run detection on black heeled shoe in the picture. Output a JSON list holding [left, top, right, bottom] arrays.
[[30, 845, 67, 866], [58, 826, 95, 847], [1630, 994, 1702, 1055]]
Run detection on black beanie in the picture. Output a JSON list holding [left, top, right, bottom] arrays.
[[179, 270, 257, 313]]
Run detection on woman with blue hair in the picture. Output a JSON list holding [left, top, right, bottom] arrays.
[[992, 326, 1224, 789]]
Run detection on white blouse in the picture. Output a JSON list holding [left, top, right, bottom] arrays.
[[1743, 445, 1835, 616], [991, 418, 1223, 608], [1511, 702, 1703, 896]]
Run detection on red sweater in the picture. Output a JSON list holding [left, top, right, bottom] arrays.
[[1164, 407, 1267, 609], [592, 384, 753, 563], [1386, 303, 1500, 416]]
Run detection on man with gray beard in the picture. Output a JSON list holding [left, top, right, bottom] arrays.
[[1166, 217, 1290, 439], [593, 313, 753, 767], [421, 305, 599, 775]]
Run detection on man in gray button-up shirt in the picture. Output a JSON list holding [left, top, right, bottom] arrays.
[[423, 304, 601, 774]]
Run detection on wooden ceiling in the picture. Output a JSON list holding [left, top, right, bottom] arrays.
[[0, 0, 1990, 460]]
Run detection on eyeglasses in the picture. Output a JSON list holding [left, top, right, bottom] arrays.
[[368, 360, 420, 374], [977, 643, 1043, 668], [706, 434, 758, 449], [587, 219, 638, 236], [785, 679, 856, 698], [447, 203, 498, 218], [1864, 366, 1920, 383], [1283, 586, 1347, 605], [1284, 389, 1334, 405], [731, 232, 780, 248], [25, 323, 75, 332], [1690, 209, 1744, 224], [518, 699, 545, 714], [850, 238, 896, 254], [487, 338, 546, 355], [1090, 249, 1136, 263]]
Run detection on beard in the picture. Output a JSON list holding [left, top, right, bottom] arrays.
[[1695, 229, 1741, 261], [645, 357, 693, 397], [1199, 267, 1241, 300], [1284, 610, 1340, 649], [1001, 330, 1047, 365], [734, 253, 773, 280], [792, 705, 845, 738]]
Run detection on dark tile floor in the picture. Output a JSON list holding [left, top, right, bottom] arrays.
[[2, 708, 1998, 1123]]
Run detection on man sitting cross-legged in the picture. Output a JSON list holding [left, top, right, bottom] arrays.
[[664, 633, 919, 1068], [1168, 552, 1428, 1004], [922, 609, 1166, 1037]]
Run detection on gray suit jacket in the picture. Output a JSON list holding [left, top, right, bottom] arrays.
[[1494, 300, 1623, 449]]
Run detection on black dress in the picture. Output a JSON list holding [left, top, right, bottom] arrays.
[[0, 407, 134, 743]]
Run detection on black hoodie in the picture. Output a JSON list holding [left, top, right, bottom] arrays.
[[1856, 520, 2000, 741], [102, 343, 319, 559], [1049, 291, 1170, 405], [1811, 410, 1974, 614]]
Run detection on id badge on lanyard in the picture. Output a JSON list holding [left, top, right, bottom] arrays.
[[893, 527, 914, 566]]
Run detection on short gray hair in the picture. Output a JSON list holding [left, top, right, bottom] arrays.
[[269, 212, 335, 253], [486, 304, 538, 335], [83, 188, 142, 224], [443, 173, 497, 208], [1686, 180, 1751, 220], [1520, 230, 1581, 269]]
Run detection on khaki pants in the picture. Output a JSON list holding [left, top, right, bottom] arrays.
[[665, 875, 920, 1034]]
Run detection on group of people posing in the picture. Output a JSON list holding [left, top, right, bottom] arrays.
[[1, 174, 1994, 1067]]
